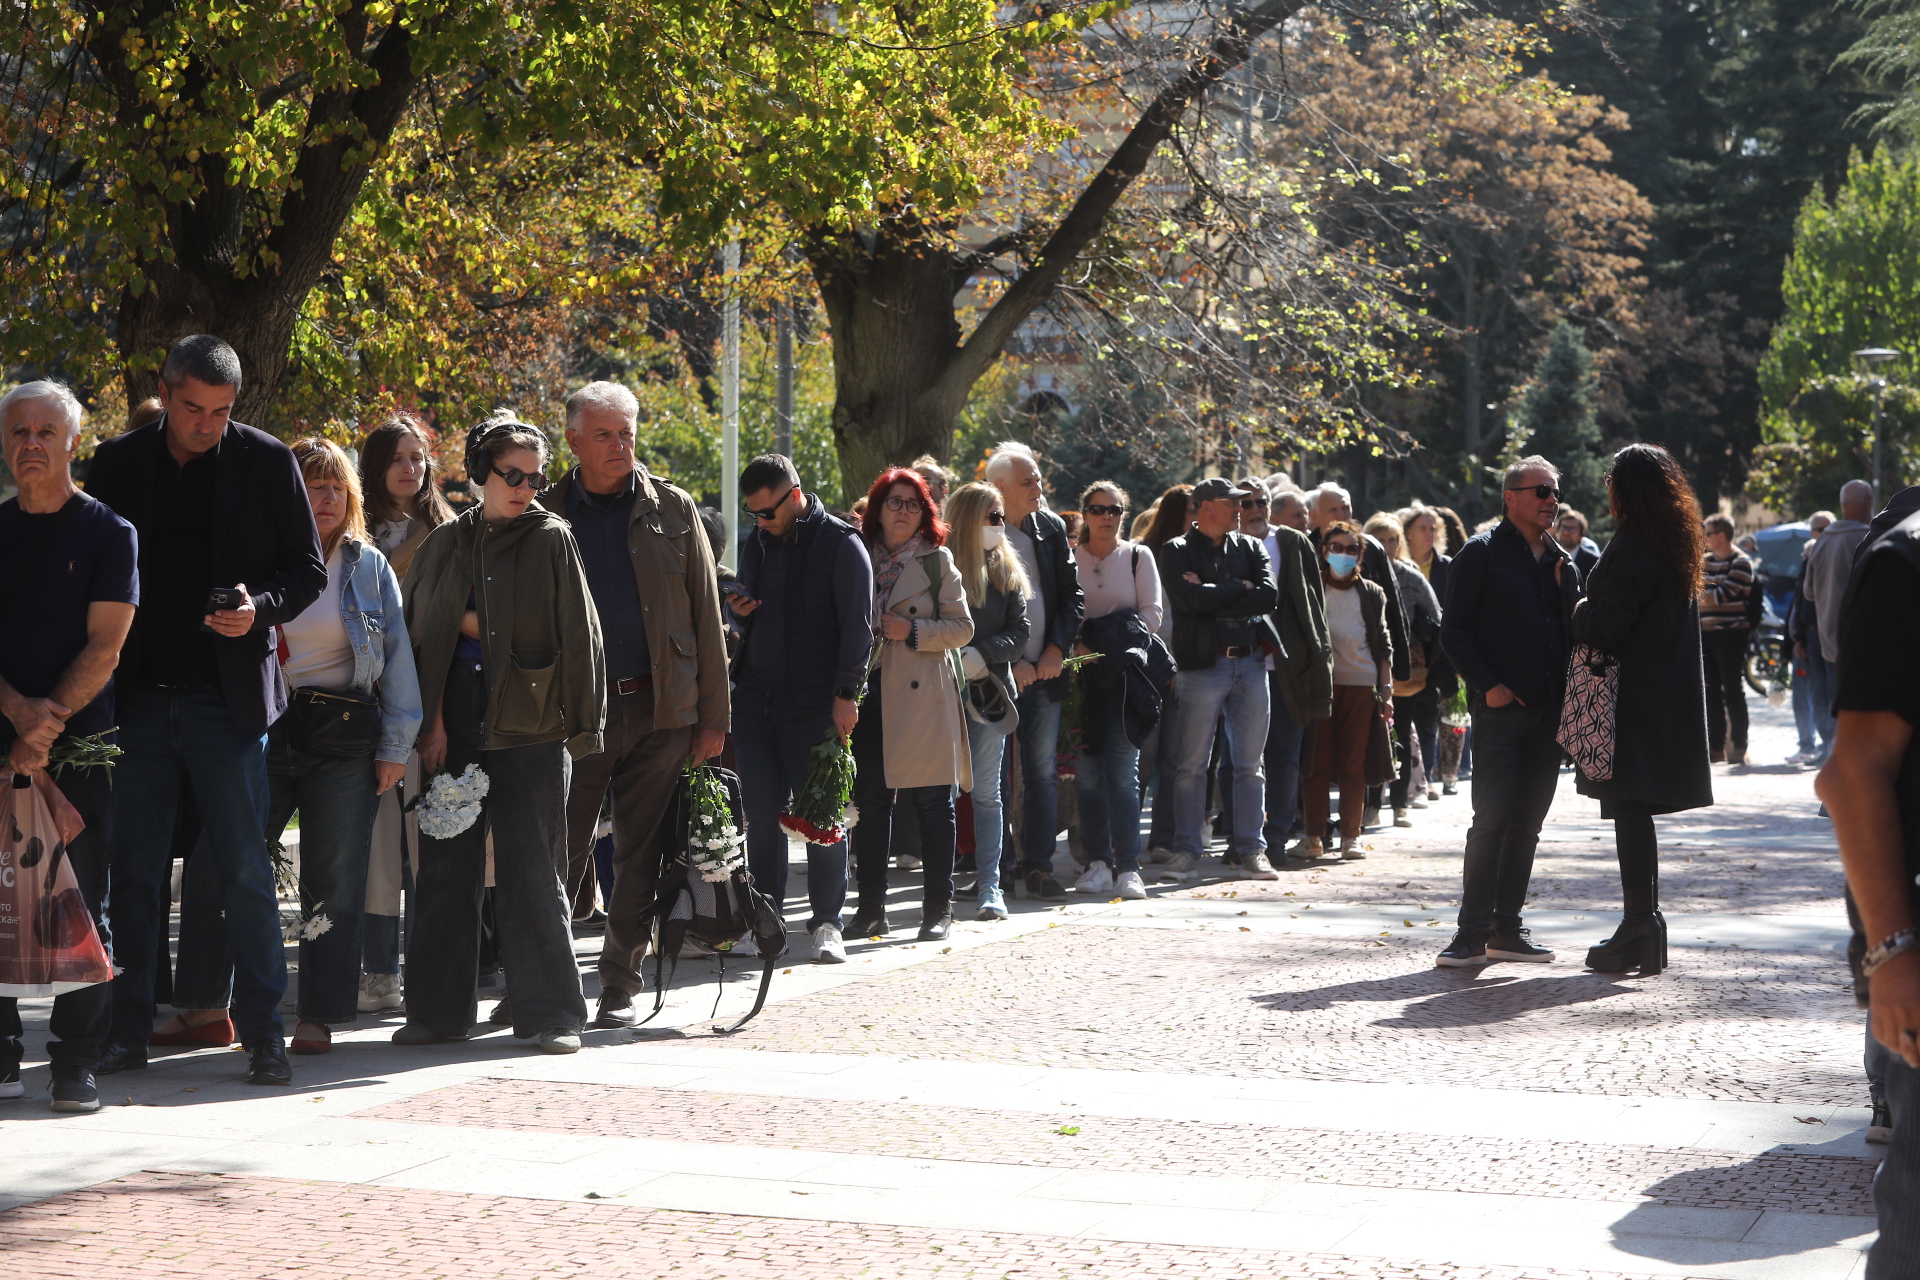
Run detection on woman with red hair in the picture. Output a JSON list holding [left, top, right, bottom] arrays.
[[848, 468, 975, 942]]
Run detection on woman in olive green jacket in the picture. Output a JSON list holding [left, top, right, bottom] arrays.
[[395, 416, 605, 1053]]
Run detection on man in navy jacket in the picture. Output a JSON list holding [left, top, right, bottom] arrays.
[[85, 335, 326, 1085], [1438, 457, 1580, 968]]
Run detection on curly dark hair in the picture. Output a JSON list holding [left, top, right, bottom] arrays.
[[1606, 444, 1705, 596]]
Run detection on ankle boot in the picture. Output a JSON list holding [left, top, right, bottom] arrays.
[[1585, 912, 1667, 976], [848, 899, 890, 938], [917, 900, 952, 941]]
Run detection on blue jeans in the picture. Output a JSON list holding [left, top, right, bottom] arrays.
[[965, 717, 1010, 910], [173, 726, 380, 1024], [0, 764, 113, 1070], [1170, 655, 1270, 859], [1457, 696, 1562, 936], [1870, 1055, 1920, 1277], [1222, 670, 1303, 848], [734, 686, 849, 932], [1013, 687, 1064, 875], [1075, 696, 1142, 873], [1805, 632, 1837, 756], [108, 688, 286, 1046]]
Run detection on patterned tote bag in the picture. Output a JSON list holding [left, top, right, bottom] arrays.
[[1556, 644, 1619, 781]]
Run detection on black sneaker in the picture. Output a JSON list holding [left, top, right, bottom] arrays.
[[50, 1064, 100, 1114], [1487, 929, 1555, 963], [244, 1036, 292, 1086], [592, 989, 638, 1029], [848, 909, 890, 938], [1022, 871, 1067, 902], [489, 992, 513, 1025], [94, 1037, 148, 1075], [1436, 932, 1490, 968], [1869, 1094, 1893, 1145]]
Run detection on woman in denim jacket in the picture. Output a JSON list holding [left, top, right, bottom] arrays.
[[157, 438, 421, 1057]]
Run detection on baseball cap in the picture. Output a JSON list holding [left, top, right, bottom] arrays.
[[1190, 477, 1254, 504]]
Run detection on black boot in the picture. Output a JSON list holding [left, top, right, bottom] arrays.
[[917, 901, 952, 941], [94, 1037, 148, 1075], [848, 900, 890, 938], [1585, 913, 1667, 976]]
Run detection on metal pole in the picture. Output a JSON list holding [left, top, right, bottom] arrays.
[[1872, 378, 1886, 504], [775, 299, 794, 460], [722, 240, 741, 572]]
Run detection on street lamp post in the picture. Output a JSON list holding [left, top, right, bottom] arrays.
[[1852, 347, 1901, 502]]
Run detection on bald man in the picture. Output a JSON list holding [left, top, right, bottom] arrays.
[[1804, 480, 1876, 663]]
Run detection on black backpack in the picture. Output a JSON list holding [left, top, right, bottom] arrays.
[[635, 766, 789, 1034]]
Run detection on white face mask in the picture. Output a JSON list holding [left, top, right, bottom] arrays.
[[981, 524, 1007, 551]]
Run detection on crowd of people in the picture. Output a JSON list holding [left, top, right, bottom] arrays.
[[3, 336, 1919, 1278]]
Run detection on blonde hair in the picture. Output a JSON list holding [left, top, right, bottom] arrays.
[[946, 481, 1030, 608], [1396, 502, 1449, 559], [1362, 511, 1404, 558], [291, 437, 368, 560]]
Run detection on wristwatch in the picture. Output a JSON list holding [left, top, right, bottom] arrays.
[[834, 686, 858, 702], [1863, 928, 1918, 977]]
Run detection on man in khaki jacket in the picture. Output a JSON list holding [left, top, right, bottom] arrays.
[[549, 381, 730, 1028]]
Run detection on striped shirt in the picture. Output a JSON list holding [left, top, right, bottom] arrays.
[[1700, 551, 1757, 631]]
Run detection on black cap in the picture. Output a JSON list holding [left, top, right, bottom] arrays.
[[1190, 477, 1254, 504]]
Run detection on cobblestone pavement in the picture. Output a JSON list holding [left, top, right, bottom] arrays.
[[0, 702, 1879, 1278]]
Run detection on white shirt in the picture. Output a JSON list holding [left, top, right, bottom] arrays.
[[1073, 540, 1164, 633], [1009, 524, 1048, 663], [281, 546, 356, 691], [1325, 583, 1376, 687]]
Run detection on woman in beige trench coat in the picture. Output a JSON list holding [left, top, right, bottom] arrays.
[[847, 468, 974, 943]]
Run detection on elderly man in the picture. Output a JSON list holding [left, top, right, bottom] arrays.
[[1805, 479, 1876, 666], [85, 335, 327, 1086], [730, 454, 874, 962], [0, 382, 138, 1114], [546, 381, 730, 1026], [1271, 489, 1310, 532], [1436, 456, 1579, 967], [987, 441, 1084, 901]]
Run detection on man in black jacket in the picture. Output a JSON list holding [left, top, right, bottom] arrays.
[[1158, 478, 1282, 880], [84, 335, 327, 1085], [988, 442, 1085, 901], [1437, 457, 1579, 968]]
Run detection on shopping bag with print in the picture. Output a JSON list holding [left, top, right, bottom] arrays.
[[0, 770, 113, 996]]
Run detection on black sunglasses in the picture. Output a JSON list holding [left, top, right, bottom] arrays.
[[1085, 503, 1126, 518], [493, 464, 547, 493], [985, 510, 1007, 526], [1238, 498, 1262, 510], [744, 484, 796, 521], [1506, 484, 1562, 502]]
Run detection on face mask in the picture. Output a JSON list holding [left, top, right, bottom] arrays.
[[1325, 552, 1359, 578], [981, 525, 1007, 551]]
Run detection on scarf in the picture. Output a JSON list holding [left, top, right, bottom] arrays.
[[872, 532, 924, 607]]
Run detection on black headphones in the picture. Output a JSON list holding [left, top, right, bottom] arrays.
[[463, 419, 541, 484]]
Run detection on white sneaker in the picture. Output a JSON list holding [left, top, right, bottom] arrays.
[[896, 854, 922, 871], [1785, 750, 1813, 765], [1115, 871, 1148, 900], [811, 923, 846, 964], [1340, 837, 1365, 860], [357, 972, 403, 1013], [1144, 846, 1173, 865], [1287, 836, 1324, 860], [1409, 796, 1430, 810], [1073, 862, 1116, 894], [1393, 808, 1413, 827], [1165, 853, 1201, 880], [1241, 853, 1280, 881], [0, 1069, 21, 1100]]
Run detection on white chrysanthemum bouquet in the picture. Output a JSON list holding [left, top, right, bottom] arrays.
[[414, 763, 491, 840], [685, 764, 744, 881]]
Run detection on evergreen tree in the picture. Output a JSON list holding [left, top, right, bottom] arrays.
[[1517, 324, 1608, 518]]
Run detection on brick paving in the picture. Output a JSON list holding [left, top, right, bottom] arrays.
[[365, 1077, 1877, 1216], [718, 926, 1862, 1105], [0, 1170, 1709, 1280]]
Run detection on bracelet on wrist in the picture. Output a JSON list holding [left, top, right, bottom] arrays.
[[1863, 928, 1918, 977]]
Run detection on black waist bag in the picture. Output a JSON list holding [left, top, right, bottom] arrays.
[[286, 686, 383, 757]]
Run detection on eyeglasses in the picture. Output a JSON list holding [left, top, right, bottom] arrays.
[[1506, 484, 1562, 502], [1238, 498, 1262, 510], [985, 510, 1007, 526], [1324, 542, 1361, 557], [493, 465, 547, 493], [883, 496, 923, 514], [1084, 503, 1126, 518], [744, 485, 796, 521]]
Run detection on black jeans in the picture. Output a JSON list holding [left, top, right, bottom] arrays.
[[1870, 1055, 1920, 1277], [850, 685, 956, 914], [0, 765, 113, 1071], [1457, 697, 1562, 937], [1701, 627, 1750, 754], [405, 661, 586, 1037]]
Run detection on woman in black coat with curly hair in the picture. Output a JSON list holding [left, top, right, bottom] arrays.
[[1568, 444, 1714, 975]]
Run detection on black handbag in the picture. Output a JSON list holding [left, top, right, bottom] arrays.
[[286, 686, 383, 758]]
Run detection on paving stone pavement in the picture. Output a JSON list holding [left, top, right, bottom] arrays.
[[0, 700, 1882, 1278]]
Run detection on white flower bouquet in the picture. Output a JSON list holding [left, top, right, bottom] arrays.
[[414, 763, 491, 840], [268, 842, 333, 943], [685, 765, 744, 882]]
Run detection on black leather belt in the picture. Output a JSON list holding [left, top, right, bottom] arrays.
[[611, 676, 653, 696], [1217, 645, 1252, 658]]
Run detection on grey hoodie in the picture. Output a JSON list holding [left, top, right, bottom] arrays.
[[1803, 518, 1872, 659]]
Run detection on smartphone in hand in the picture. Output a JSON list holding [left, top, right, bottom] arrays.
[[201, 586, 245, 632]]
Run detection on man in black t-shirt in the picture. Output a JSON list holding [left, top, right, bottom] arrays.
[[0, 381, 138, 1116], [1819, 508, 1920, 1278]]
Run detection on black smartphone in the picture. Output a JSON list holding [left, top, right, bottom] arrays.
[[200, 587, 245, 631], [720, 580, 752, 602]]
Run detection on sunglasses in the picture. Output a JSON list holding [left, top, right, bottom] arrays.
[[1085, 503, 1126, 518], [1325, 541, 1361, 557], [883, 496, 923, 514], [985, 510, 1007, 526], [1238, 498, 1262, 510], [744, 484, 796, 521], [493, 465, 547, 493], [1506, 484, 1562, 502]]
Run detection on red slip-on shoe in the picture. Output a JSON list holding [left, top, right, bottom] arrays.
[[289, 1023, 332, 1056], [149, 1016, 236, 1048]]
